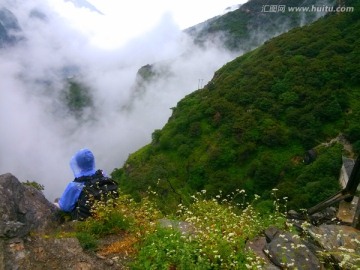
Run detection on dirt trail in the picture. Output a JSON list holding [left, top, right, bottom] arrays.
[[318, 133, 354, 157]]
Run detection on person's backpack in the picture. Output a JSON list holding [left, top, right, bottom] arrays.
[[71, 170, 119, 220]]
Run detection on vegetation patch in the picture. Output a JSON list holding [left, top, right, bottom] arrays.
[[113, 3, 360, 211]]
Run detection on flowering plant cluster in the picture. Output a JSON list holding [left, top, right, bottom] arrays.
[[132, 189, 287, 269]]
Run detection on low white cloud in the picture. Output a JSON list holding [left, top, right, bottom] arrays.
[[0, 0, 239, 200]]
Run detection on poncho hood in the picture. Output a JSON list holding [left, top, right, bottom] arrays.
[[70, 148, 96, 178]]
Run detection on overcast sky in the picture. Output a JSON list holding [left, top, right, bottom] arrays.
[[49, 0, 246, 49]]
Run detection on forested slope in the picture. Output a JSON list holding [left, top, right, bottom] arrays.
[[186, 0, 335, 51], [113, 1, 360, 212]]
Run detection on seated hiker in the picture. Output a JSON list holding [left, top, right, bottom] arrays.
[[55, 148, 118, 220]]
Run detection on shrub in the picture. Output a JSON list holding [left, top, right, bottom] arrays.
[[22, 180, 44, 191], [132, 190, 287, 269], [76, 231, 98, 251], [75, 192, 161, 250]]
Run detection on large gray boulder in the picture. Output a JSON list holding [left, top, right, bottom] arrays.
[[264, 227, 322, 269], [0, 174, 127, 270], [0, 173, 59, 238]]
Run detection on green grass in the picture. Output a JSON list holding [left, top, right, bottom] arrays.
[[131, 190, 287, 269], [72, 188, 359, 269]]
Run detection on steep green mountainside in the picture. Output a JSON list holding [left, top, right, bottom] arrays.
[[185, 0, 335, 51], [132, 0, 335, 102], [113, 1, 360, 212]]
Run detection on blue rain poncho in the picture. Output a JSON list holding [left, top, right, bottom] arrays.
[[58, 148, 97, 212]]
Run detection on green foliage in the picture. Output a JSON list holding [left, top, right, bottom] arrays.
[[132, 228, 203, 270], [250, 153, 282, 193], [77, 211, 130, 237], [287, 144, 343, 209], [186, 0, 330, 51], [132, 191, 287, 269], [22, 180, 44, 191], [74, 191, 163, 254], [61, 80, 93, 118], [114, 7, 360, 212], [75, 231, 98, 251], [353, 141, 360, 155], [75, 196, 133, 250], [71, 189, 359, 269], [137, 64, 156, 81]]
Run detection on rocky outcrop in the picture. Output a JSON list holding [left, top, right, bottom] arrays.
[[2, 236, 122, 270], [308, 225, 360, 268], [0, 173, 58, 269], [0, 173, 58, 238], [264, 227, 322, 269], [246, 224, 360, 269], [0, 173, 130, 270], [157, 218, 195, 235]]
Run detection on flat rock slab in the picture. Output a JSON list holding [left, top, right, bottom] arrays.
[[264, 229, 321, 269]]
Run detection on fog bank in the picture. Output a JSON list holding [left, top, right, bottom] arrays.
[[0, 0, 238, 200]]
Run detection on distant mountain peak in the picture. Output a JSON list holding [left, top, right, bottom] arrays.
[[0, 7, 23, 47], [64, 0, 103, 15]]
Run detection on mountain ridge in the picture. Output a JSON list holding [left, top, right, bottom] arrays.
[[131, 0, 336, 108], [185, 0, 335, 51]]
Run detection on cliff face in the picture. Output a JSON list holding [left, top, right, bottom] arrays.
[[0, 173, 359, 269]]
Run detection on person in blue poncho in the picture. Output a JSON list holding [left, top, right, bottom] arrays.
[[56, 148, 98, 212], [55, 148, 119, 220]]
